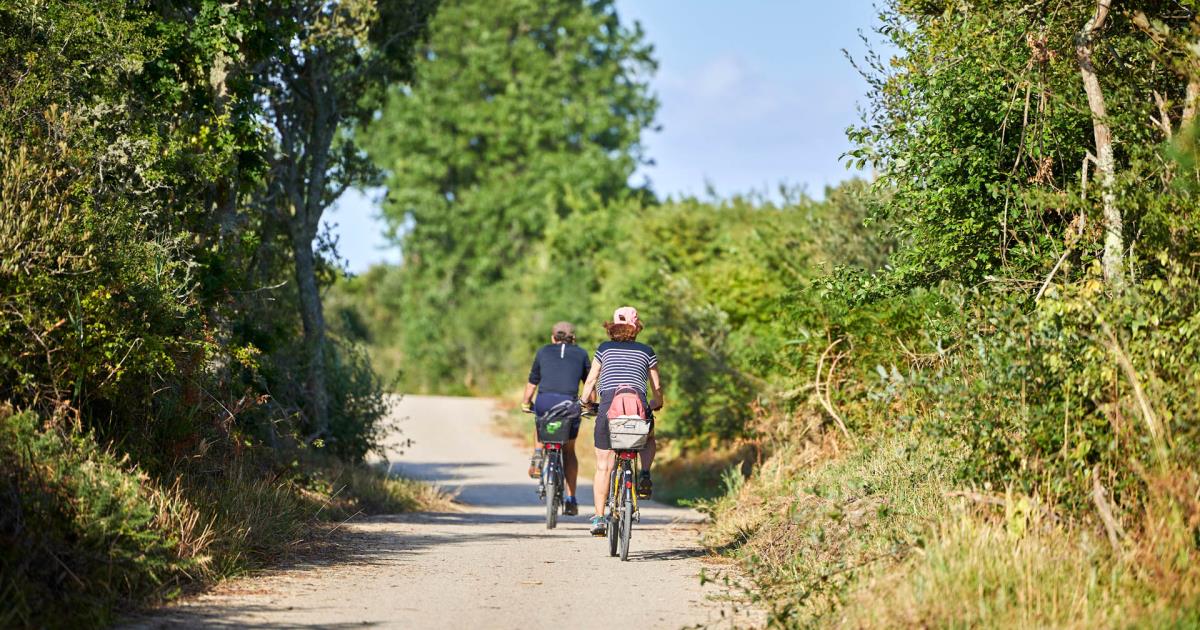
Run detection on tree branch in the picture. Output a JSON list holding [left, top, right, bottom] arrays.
[[814, 338, 852, 443]]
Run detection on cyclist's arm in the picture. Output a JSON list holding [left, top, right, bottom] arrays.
[[648, 366, 664, 410], [580, 358, 602, 403], [524, 353, 541, 408]]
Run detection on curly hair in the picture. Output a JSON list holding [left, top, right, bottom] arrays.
[[603, 322, 639, 342]]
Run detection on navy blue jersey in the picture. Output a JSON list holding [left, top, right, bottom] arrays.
[[528, 343, 591, 396]]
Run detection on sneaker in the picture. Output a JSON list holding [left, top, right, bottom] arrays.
[[527, 449, 543, 479], [589, 515, 607, 536], [637, 472, 652, 499], [563, 498, 578, 516]]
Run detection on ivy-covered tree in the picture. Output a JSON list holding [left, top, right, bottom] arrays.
[[250, 0, 436, 436], [849, 0, 1197, 294]]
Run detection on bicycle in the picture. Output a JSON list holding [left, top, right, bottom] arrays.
[[604, 414, 651, 561], [539, 440, 565, 529], [527, 401, 578, 529]]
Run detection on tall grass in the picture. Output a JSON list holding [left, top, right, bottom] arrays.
[[840, 509, 1151, 628], [704, 432, 954, 627], [705, 423, 1200, 628]]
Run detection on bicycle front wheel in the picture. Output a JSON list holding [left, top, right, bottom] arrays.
[[619, 483, 633, 561]]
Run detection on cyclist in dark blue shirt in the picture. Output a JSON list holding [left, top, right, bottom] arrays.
[[521, 321, 590, 515]]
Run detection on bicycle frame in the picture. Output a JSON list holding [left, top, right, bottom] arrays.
[[543, 442, 565, 489], [606, 449, 640, 559], [609, 451, 639, 515]]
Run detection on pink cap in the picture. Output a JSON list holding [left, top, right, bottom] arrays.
[[613, 306, 640, 328]]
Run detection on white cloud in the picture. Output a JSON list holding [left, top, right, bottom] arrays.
[[693, 54, 749, 99], [661, 53, 784, 127]]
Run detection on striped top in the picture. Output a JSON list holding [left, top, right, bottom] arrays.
[[595, 340, 658, 394]]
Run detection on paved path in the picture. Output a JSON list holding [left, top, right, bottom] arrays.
[[123, 395, 756, 629]]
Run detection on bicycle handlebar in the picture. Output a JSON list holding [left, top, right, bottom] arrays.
[[524, 399, 602, 417]]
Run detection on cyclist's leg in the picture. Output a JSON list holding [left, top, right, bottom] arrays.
[[638, 405, 656, 473], [638, 430, 656, 472], [591, 390, 617, 527], [528, 436, 544, 479], [593, 447, 614, 516], [563, 415, 581, 493], [637, 421, 656, 498], [564, 439, 578, 496]]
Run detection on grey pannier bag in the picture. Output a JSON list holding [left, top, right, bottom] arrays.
[[608, 416, 651, 450]]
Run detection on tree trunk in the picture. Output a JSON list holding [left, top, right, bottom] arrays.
[[291, 226, 330, 439], [1077, 0, 1124, 287], [1183, 78, 1200, 127]]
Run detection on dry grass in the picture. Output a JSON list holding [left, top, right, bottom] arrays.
[[704, 431, 953, 626], [653, 440, 756, 505], [706, 423, 1200, 628], [838, 509, 1137, 628], [307, 457, 456, 516], [838, 480, 1200, 629]]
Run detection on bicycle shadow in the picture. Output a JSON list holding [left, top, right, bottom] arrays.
[[624, 545, 709, 562]]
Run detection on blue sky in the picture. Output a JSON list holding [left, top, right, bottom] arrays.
[[327, 1, 884, 273]]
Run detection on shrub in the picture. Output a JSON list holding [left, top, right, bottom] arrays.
[[926, 261, 1200, 511], [324, 339, 392, 462], [0, 403, 446, 628], [839, 508, 1160, 628], [0, 407, 199, 627]]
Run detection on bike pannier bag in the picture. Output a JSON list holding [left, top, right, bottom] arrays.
[[536, 399, 579, 443], [608, 416, 651, 450], [536, 415, 571, 442]]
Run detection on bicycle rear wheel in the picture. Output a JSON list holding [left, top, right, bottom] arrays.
[[618, 483, 633, 561], [545, 474, 558, 529], [545, 453, 561, 529]]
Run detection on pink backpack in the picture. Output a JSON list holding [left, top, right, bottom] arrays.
[[609, 385, 646, 419]]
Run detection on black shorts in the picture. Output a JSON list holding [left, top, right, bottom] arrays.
[[593, 389, 654, 450], [535, 392, 581, 440]]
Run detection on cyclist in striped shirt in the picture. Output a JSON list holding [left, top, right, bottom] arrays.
[[579, 306, 663, 536]]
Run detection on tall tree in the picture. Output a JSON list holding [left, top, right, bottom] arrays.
[[253, 0, 436, 436], [364, 0, 657, 391]]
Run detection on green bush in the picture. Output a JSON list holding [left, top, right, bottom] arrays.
[[0, 402, 446, 628], [0, 1, 434, 625], [0, 408, 195, 627], [923, 261, 1200, 511], [325, 338, 391, 462]]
